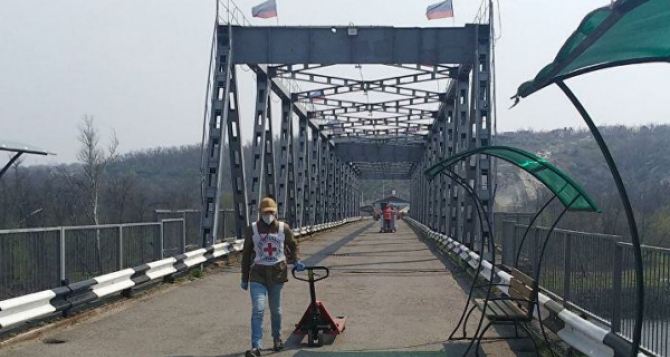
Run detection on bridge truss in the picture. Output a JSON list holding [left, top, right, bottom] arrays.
[[201, 24, 494, 248]]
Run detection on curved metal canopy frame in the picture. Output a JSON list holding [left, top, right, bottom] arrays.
[[425, 145, 600, 213], [510, 0, 669, 351], [427, 147, 596, 356]]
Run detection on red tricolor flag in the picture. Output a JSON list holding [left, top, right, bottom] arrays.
[[252, 0, 277, 19], [426, 0, 454, 20]]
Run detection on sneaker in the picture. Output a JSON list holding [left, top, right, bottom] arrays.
[[245, 348, 261, 357], [273, 338, 284, 351]]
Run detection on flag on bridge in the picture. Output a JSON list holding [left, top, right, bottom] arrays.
[[252, 0, 277, 19], [426, 0, 454, 20]]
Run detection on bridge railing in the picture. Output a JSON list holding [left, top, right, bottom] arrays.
[[406, 216, 655, 356], [0, 217, 361, 332], [501, 220, 670, 357], [0, 220, 185, 301]]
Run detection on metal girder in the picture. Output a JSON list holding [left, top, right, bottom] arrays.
[[293, 79, 443, 100], [334, 143, 424, 163], [225, 67, 250, 239], [439, 96, 454, 235], [310, 95, 441, 117], [318, 114, 432, 124], [473, 28, 493, 250], [229, 25, 480, 64], [453, 76, 470, 244], [277, 97, 293, 222], [307, 127, 320, 225], [201, 27, 232, 246], [263, 100, 277, 200], [247, 71, 272, 220], [359, 173, 411, 180], [295, 112, 309, 227], [318, 138, 329, 224]]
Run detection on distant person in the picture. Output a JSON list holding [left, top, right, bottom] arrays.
[[382, 203, 394, 232], [241, 196, 305, 356]]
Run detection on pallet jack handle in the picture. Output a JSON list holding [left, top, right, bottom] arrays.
[[291, 266, 330, 283]]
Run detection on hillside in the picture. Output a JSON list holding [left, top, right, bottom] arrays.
[[496, 125, 670, 245], [3, 124, 670, 245]]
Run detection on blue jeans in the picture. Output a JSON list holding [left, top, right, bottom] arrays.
[[250, 282, 283, 349]]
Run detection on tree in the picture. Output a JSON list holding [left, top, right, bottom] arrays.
[[77, 115, 118, 274], [77, 115, 118, 226]]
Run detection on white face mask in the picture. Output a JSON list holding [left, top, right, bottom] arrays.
[[262, 214, 275, 225]]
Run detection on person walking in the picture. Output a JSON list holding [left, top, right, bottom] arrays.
[[241, 196, 305, 357]]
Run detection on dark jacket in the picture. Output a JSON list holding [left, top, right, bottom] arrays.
[[241, 219, 298, 286]]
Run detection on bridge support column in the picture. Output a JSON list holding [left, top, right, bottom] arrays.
[[247, 70, 272, 221], [473, 28, 493, 253], [430, 121, 440, 230], [263, 100, 277, 200], [201, 27, 249, 245], [308, 127, 320, 225], [455, 75, 471, 247], [297, 112, 309, 227], [278, 97, 297, 225]]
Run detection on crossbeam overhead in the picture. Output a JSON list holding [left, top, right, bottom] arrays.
[[229, 25, 486, 64]]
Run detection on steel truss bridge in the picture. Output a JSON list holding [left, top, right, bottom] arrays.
[[4, 2, 665, 356], [200, 23, 493, 249]]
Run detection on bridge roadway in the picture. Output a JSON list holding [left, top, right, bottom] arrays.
[[0, 220, 527, 357]]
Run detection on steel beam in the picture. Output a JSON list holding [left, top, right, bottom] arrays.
[[263, 100, 277, 200], [201, 27, 233, 246], [226, 67, 250, 239], [230, 25, 480, 64], [474, 26, 493, 253], [318, 138, 329, 224], [334, 143, 424, 165], [308, 127, 320, 225], [295, 108, 309, 227], [247, 71, 272, 220], [277, 97, 292, 220]]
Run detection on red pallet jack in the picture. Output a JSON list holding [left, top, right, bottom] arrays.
[[292, 266, 346, 347]]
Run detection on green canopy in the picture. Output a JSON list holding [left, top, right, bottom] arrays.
[[424, 146, 599, 212], [515, 0, 670, 99]]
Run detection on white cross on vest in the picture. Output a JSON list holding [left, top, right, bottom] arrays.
[[252, 222, 286, 265]]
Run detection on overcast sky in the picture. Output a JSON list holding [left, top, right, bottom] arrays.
[[2, 0, 669, 164]]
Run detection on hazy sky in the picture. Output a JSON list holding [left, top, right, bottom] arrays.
[[2, 0, 669, 164]]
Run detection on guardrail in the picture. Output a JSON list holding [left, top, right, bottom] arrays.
[[0, 217, 361, 332], [405, 217, 651, 357], [501, 221, 669, 356]]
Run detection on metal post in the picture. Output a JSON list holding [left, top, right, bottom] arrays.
[[160, 220, 165, 259], [118, 225, 124, 269], [180, 216, 186, 254], [563, 231, 572, 305], [612, 242, 623, 333], [60, 227, 66, 283], [501, 220, 515, 266]]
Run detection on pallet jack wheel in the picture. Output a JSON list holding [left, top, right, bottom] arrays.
[[308, 330, 323, 347], [317, 331, 325, 346]]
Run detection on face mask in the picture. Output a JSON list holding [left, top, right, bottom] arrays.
[[262, 214, 275, 225]]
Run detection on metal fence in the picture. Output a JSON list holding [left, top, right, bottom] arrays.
[[500, 219, 670, 356], [0, 218, 205, 301], [154, 209, 237, 250]]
